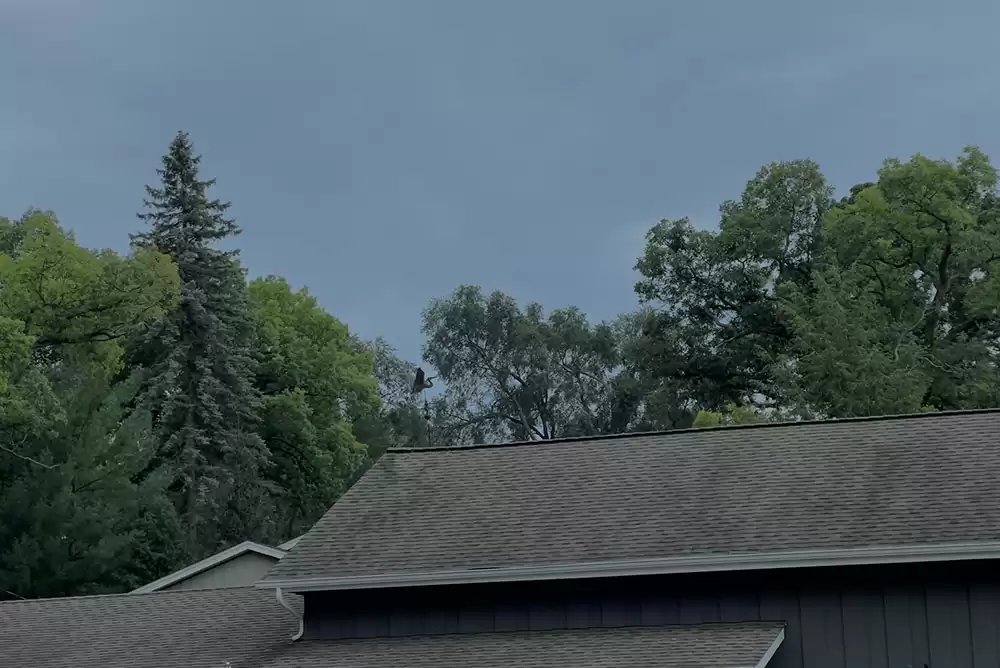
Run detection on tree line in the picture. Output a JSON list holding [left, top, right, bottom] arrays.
[[2, 132, 998, 599]]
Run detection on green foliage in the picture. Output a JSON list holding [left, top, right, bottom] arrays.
[[634, 160, 833, 419], [249, 276, 379, 537], [784, 147, 1000, 414], [129, 131, 269, 557], [776, 266, 930, 417], [349, 336, 436, 456], [0, 210, 179, 374], [422, 285, 632, 441], [692, 404, 766, 428], [0, 369, 182, 598], [0, 211, 183, 598], [634, 148, 1000, 420]]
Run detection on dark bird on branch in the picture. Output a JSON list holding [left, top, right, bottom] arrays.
[[412, 367, 435, 394]]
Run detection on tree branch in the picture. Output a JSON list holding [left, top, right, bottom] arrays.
[[0, 437, 57, 469]]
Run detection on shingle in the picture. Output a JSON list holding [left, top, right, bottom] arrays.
[[264, 410, 1000, 583], [0, 587, 299, 668], [256, 622, 785, 668]]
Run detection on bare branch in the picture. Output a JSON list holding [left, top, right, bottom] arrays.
[[0, 437, 58, 469]]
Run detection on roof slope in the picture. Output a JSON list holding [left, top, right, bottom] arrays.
[[263, 410, 1000, 589], [256, 622, 785, 668], [0, 587, 298, 668]]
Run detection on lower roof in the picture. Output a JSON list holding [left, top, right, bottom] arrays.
[[0, 585, 783, 668], [256, 622, 786, 668], [0, 587, 299, 668]]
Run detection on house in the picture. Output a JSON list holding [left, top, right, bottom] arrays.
[[130, 536, 303, 593], [3, 409, 1000, 667]]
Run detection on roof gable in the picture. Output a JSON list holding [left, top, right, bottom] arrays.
[[261, 410, 1000, 591], [132, 541, 285, 593]]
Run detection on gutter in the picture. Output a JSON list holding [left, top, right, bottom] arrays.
[[257, 540, 1000, 593], [275, 587, 304, 641]]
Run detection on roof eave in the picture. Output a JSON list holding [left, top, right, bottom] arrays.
[[256, 540, 1000, 593]]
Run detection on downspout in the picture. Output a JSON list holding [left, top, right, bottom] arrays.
[[275, 587, 305, 641]]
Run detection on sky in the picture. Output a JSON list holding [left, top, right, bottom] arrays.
[[3, 0, 1000, 365]]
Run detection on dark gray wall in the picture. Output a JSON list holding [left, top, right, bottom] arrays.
[[304, 560, 1000, 667]]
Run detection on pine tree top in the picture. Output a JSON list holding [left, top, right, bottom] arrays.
[[132, 131, 240, 256]]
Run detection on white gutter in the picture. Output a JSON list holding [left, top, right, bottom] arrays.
[[257, 540, 1000, 593], [275, 587, 305, 641]]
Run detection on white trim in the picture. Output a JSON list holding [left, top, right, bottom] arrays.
[[754, 627, 785, 668], [257, 540, 1000, 592], [277, 535, 304, 551], [132, 541, 287, 593]]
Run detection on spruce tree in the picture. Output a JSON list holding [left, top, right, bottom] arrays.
[[130, 131, 271, 557]]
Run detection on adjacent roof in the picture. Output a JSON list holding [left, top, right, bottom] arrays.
[[256, 622, 786, 668], [131, 540, 287, 593], [0, 587, 299, 668], [261, 409, 1000, 591]]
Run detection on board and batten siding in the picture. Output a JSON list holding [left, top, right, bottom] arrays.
[[303, 560, 1000, 667]]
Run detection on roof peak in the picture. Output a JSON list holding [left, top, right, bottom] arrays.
[[389, 407, 1000, 454]]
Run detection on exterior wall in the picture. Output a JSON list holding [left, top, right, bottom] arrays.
[[161, 553, 279, 591], [304, 560, 1000, 667]]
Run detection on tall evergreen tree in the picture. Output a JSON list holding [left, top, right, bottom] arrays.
[[130, 131, 270, 557]]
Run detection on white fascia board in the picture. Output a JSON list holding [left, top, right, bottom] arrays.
[[256, 541, 1000, 593], [755, 628, 786, 668], [132, 541, 286, 593], [277, 535, 304, 550]]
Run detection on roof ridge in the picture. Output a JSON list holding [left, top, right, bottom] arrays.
[[388, 407, 1000, 454]]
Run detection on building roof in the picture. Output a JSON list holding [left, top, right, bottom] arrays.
[[0, 587, 300, 668], [0, 583, 783, 668], [261, 409, 1000, 592], [131, 540, 287, 593], [255, 622, 786, 668]]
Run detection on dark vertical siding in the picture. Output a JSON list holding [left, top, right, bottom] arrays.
[[759, 588, 803, 668], [457, 601, 494, 633], [305, 560, 1000, 667], [602, 597, 642, 627], [969, 583, 1000, 666], [798, 590, 844, 668], [841, 588, 887, 668], [719, 591, 759, 622], [492, 602, 529, 631], [926, 584, 973, 667], [566, 598, 602, 627]]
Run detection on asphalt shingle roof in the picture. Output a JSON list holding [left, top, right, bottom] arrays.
[[0, 587, 299, 668], [264, 410, 1000, 584], [256, 622, 785, 668]]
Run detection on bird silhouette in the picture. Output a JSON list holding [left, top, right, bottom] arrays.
[[411, 367, 435, 394]]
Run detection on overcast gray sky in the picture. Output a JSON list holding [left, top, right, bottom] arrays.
[[3, 0, 999, 364]]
